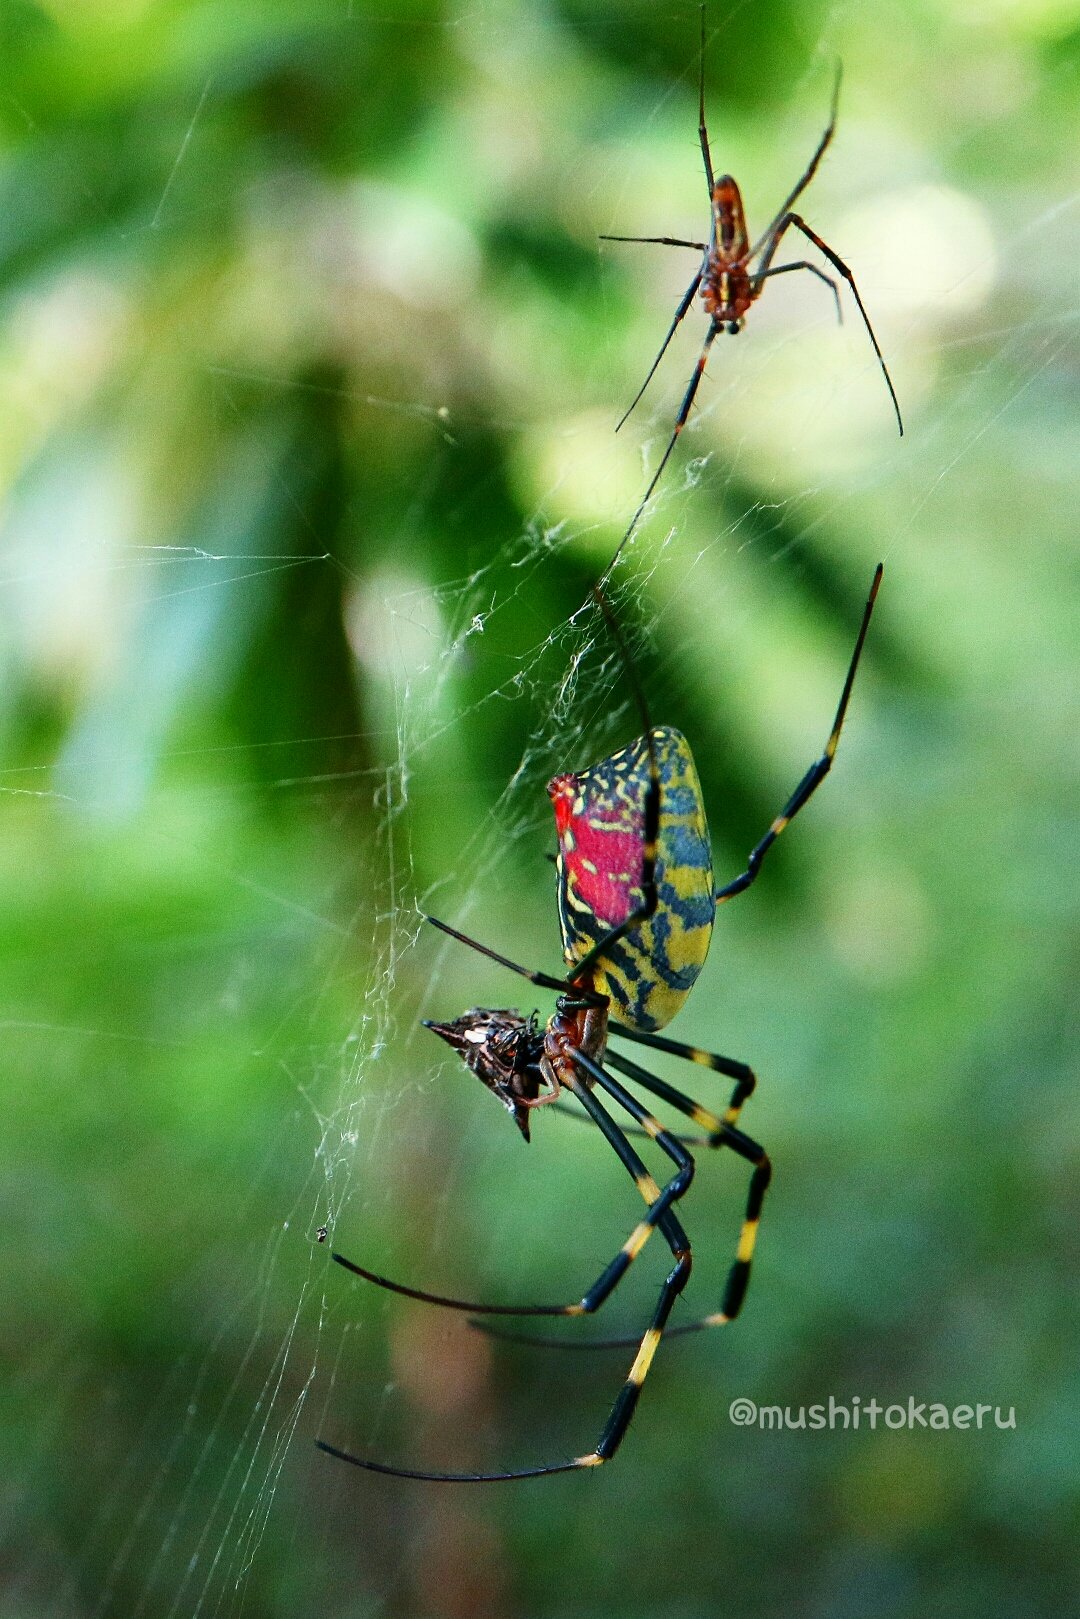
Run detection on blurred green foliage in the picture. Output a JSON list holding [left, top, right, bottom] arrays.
[[1, 1, 1078, 1616]]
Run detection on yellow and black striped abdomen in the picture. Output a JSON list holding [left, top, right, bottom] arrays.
[[548, 726, 714, 1032]]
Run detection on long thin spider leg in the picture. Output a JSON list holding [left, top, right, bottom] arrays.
[[604, 1051, 770, 1337], [600, 234, 707, 250], [560, 1065, 694, 1314], [584, 1249, 692, 1468], [716, 562, 882, 905], [612, 266, 704, 434], [600, 319, 719, 583], [476, 1055, 702, 1359], [319, 1247, 693, 1479], [422, 913, 595, 1001], [758, 214, 902, 433], [629, 1125, 769, 1345], [328, 1251, 569, 1319], [482, 1049, 689, 1327], [749, 61, 841, 259], [313, 1441, 586, 1484], [492, 1128, 769, 1351], [328, 1060, 693, 1323], [698, 1, 714, 193], [550, 1097, 709, 1146], [754, 259, 843, 325], [605, 1046, 723, 1138], [316, 1068, 692, 1481], [483, 1056, 770, 1353], [609, 1021, 757, 1128]]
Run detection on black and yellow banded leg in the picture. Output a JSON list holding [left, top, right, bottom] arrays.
[[604, 1046, 725, 1139], [548, 1095, 709, 1147], [480, 1068, 694, 1474], [315, 1062, 694, 1482], [589, 1246, 692, 1467], [489, 1051, 771, 1353], [549, 1067, 694, 1321], [610, 1020, 757, 1131], [660, 1123, 770, 1341], [512, 1126, 768, 1354], [328, 1065, 694, 1326], [317, 1258, 693, 1482], [473, 1049, 705, 1352], [578, 1051, 769, 1346], [457, 1066, 694, 1345], [714, 563, 883, 906]]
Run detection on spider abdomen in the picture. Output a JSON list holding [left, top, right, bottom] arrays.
[[549, 726, 714, 1032], [710, 175, 749, 257]]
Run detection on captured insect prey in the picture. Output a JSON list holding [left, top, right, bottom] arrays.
[[600, 5, 902, 580], [316, 568, 883, 1483]]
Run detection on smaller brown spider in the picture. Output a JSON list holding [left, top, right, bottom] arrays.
[[601, 6, 902, 575]]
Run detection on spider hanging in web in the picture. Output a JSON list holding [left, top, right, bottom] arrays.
[[315, 565, 883, 1483], [601, 7, 902, 577]]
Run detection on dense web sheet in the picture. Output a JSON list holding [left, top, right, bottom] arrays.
[[3, 1, 1078, 1613]]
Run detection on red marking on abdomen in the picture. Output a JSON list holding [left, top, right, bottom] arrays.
[[548, 774, 644, 930]]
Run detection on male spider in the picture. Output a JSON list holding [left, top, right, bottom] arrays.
[[601, 9, 902, 576], [316, 566, 883, 1483]]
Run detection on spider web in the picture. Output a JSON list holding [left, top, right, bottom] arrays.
[[3, 1, 1078, 1615]]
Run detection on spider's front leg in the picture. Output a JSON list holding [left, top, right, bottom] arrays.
[[715, 563, 883, 905]]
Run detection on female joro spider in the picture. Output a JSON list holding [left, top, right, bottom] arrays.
[[602, 8, 902, 575], [316, 567, 883, 1483]]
